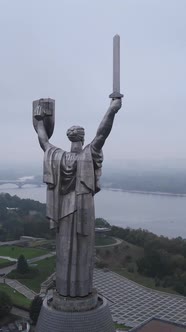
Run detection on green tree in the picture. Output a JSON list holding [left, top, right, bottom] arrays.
[[0, 291, 12, 318], [95, 218, 110, 228], [17, 254, 29, 274], [30, 295, 43, 324]]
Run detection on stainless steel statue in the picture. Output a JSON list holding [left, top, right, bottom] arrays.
[[33, 34, 123, 299]]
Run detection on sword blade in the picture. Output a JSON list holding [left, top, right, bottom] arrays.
[[113, 34, 120, 93], [109, 34, 123, 99]]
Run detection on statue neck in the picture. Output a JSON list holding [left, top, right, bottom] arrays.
[[71, 141, 83, 153]]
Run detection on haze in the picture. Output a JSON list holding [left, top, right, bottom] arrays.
[[0, 0, 185, 170]]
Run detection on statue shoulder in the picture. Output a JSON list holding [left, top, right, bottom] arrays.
[[45, 144, 63, 153], [44, 144, 65, 162]]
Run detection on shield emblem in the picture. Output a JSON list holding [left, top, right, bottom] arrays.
[[33, 98, 55, 139]]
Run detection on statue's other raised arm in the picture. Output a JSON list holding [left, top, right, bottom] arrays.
[[91, 99, 122, 151], [33, 106, 52, 152]]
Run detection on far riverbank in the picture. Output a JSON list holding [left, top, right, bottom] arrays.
[[107, 187, 186, 197], [0, 185, 186, 238]]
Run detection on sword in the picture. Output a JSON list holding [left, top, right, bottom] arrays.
[[109, 34, 124, 99]]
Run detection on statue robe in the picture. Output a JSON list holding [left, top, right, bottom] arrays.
[[43, 144, 103, 297]]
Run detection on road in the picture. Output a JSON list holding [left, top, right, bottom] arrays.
[[0, 240, 21, 246], [11, 306, 30, 319], [96, 237, 123, 248], [0, 263, 17, 275], [1, 278, 36, 300], [28, 252, 55, 263]]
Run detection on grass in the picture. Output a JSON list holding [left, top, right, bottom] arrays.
[[8, 267, 39, 280], [0, 246, 49, 259], [96, 240, 144, 269], [114, 322, 130, 330], [13, 256, 56, 293], [112, 267, 178, 295], [95, 236, 116, 246], [0, 258, 15, 268], [97, 239, 179, 296], [0, 284, 31, 310], [0, 258, 11, 263]]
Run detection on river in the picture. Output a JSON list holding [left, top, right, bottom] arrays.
[[0, 185, 186, 238]]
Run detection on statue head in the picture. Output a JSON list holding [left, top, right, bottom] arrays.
[[66, 126, 85, 145]]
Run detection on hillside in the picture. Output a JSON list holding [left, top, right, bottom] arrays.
[[0, 193, 49, 241]]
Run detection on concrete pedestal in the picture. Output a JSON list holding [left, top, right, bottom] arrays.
[[52, 289, 98, 312], [35, 296, 115, 332]]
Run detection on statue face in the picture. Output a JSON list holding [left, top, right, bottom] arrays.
[[66, 126, 85, 144]]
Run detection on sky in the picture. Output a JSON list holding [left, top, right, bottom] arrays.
[[0, 0, 185, 169]]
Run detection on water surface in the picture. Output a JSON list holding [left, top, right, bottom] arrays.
[[0, 185, 186, 238]]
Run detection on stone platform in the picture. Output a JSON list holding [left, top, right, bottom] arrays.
[[52, 288, 98, 312], [35, 296, 115, 332]]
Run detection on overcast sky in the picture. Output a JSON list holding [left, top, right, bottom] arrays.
[[0, 0, 185, 168]]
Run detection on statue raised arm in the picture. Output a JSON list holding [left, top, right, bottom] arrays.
[[91, 98, 122, 151], [33, 105, 52, 151], [33, 98, 55, 151]]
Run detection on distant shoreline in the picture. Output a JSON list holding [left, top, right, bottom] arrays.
[[105, 187, 186, 198], [0, 182, 186, 198]]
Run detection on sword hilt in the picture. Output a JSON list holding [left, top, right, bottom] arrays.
[[109, 92, 124, 99]]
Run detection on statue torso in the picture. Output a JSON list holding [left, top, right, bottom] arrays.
[[60, 152, 78, 194]]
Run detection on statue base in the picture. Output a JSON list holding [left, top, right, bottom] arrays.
[[52, 288, 98, 312], [35, 294, 115, 332]]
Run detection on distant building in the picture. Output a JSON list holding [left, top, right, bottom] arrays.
[[6, 207, 19, 212], [19, 236, 45, 247], [20, 236, 44, 241], [29, 210, 39, 216], [130, 318, 186, 332], [95, 227, 110, 237], [0, 319, 30, 332]]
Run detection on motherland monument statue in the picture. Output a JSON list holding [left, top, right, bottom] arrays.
[[33, 35, 123, 332]]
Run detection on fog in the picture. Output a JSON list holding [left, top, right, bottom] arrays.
[[0, 0, 185, 169]]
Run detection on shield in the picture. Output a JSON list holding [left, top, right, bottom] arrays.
[[33, 98, 55, 139]]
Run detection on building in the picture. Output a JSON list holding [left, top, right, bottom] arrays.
[[130, 318, 186, 332], [0, 319, 30, 332]]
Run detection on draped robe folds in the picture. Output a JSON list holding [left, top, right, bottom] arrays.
[[43, 144, 103, 297]]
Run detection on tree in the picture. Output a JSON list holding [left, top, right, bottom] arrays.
[[30, 296, 43, 324], [95, 218, 110, 228], [17, 254, 29, 274], [0, 291, 12, 318]]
